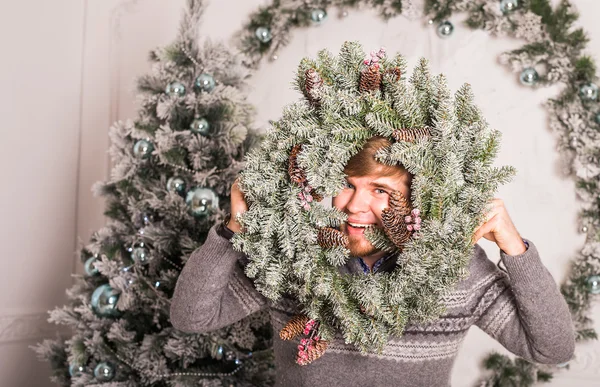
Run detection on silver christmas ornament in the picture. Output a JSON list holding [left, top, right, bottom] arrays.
[[84, 254, 100, 276], [167, 176, 186, 194], [133, 139, 153, 159], [519, 67, 539, 86], [186, 187, 219, 217], [165, 82, 186, 96], [194, 73, 215, 92], [500, 0, 519, 13], [69, 363, 85, 378], [579, 83, 599, 101], [190, 116, 210, 135], [255, 26, 272, 43], [437, 21, 454, 38], [311, 9, 327, 23], [587, 275, 600, 294], [91, 284, 121, 317], [94, 362, 115, 382]]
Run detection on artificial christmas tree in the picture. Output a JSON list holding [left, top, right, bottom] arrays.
[[34, 1, 273, 386]]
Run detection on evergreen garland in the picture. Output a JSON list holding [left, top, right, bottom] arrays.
[[233, 40, 515, 354]]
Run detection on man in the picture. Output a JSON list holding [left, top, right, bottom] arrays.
[[170, 137, 575, 386]]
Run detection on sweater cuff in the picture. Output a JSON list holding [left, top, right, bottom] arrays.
[[197, 225, 241, 269], [216, 221, 235, 241], [499, 238, 544, 284]]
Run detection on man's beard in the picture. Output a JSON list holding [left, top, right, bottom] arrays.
[[347, 234, 379, 257]]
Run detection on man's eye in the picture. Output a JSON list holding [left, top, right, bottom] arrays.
[[375, 188, 387, 195], [344, 181, 354, 189]]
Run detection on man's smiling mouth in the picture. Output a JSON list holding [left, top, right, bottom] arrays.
[[347, 222, 375, 229]]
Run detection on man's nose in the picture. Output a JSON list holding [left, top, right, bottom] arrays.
[[346, 191, 370, 214]]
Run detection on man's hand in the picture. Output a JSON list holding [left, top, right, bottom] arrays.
[[472, 198, 527, 256], [228, 178, 248, 233]]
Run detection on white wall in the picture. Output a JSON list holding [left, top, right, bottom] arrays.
[[0, 1, 86, 386], [1, 0, 599, 386]]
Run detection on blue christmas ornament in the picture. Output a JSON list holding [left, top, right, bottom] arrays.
[[500, 0, 518, 13], [437, 21, 454, 38], [91, 284, 121, 317], [131, 245, 149, 264], [167, 176, 186, 194], [165, 81, 186, 96], [579, 83, 598, 101], [94, 362, 115, 382], [84, 254, 100, 276], [195, 73, 216, 93], [595, 112, 600, 125], [69, 363, 85, 378], [587, 275, 600, 294], [311, 9, 327, 23], [186, 187, 219, 217], [519, 67, 539, 86], [255, 26, 272, 43], [216, 345, 224, 360], [133, 139, 153, 159], [190, 116, 210, 135]]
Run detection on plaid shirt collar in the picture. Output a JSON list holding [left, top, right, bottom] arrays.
[[356, 253, 396, 274]]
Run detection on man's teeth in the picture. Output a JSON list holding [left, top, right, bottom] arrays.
[[348, 222, 373, 228]]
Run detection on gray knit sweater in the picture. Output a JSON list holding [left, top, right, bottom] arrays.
[[170, 225, 575, 387]]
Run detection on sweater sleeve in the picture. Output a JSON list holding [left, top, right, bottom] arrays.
[[474, 239, 575, 364], [170, 224, 268, 333]]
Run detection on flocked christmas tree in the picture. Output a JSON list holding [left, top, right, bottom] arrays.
[[34, 1, 273, 386]]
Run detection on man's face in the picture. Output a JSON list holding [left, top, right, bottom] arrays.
[[332, 171, 412, 258]]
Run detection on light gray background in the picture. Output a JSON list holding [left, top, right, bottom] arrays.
[[1, 0, 599, 386]]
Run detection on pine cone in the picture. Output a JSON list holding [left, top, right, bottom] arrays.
[[280, 315, 310, 340], [381, 208, 412, 249], [392, 126, 432, 142], [310, 190, 323, 202], [301, 340, 329, 366], [359, 65, 381, 93], [288, 144, 307, 184], [388, 190, 412, 216], [305, 68, 323, 105], [317, 227, 349, 249], [384, 67, 402, 83]]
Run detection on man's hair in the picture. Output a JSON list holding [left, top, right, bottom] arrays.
[[345, 136, 412, 181]]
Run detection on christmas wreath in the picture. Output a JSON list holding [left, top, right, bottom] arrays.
[[233, 41, 516, 359]]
